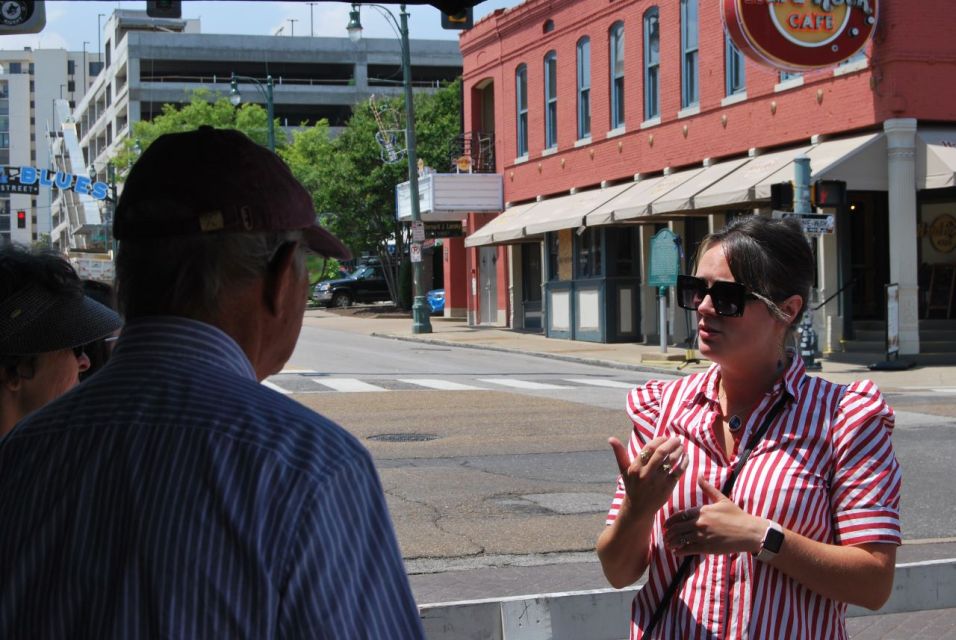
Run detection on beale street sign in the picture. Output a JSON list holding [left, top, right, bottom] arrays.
[[723, 0, 878, 71]]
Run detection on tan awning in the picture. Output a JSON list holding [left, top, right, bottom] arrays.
[[650, 158, 751, 214], [523, 182, 637, 236], [693, 145, 813, 210], [918, 128, 956, 190], [586, 169, 705, 225], [758, 132, 886, 196], [464, 200, 542, 247]]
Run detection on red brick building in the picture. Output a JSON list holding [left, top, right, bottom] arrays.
[[444, 0, 956, 359]]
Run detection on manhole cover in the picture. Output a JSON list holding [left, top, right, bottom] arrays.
[[368, 433, 439, 442]]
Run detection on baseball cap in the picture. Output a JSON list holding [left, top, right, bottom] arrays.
[[113, 126, 350, 260], [0, 285, 121, 357]]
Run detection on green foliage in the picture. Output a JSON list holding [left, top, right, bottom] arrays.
[[306, 254, 342, 286], [113, 89, 279, 178]]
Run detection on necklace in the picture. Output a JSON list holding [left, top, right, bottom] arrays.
[[728, 415, 743, 432]]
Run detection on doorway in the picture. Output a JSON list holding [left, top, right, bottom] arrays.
[[847, 193, 890, 320], [479, 246, 498, 324], [520, 243, 543, 330]]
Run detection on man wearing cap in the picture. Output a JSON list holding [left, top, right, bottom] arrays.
[[0, 127, 425, 638], [0, 244, 122, 437]]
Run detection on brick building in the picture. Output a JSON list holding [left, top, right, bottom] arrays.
[[446, 0, 956, 361]]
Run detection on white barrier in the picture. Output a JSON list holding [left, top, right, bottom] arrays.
[[419, 559, 956, 640]]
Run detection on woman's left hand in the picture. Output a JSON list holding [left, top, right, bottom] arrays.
[[663, 477, 767, 557]]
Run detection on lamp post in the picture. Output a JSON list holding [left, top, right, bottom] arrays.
[[348, 3, 432, 333], [97, 14, 105, 74], [229, 72, 275, 152]]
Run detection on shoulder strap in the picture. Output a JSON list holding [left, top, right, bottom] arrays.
[[643, 394, 790, 637]]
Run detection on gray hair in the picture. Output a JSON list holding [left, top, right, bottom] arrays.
[[116, 229, 306, 321]]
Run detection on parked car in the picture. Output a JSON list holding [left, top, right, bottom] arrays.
[[426, 288, 445, 315], [313, 264, 391, 307]]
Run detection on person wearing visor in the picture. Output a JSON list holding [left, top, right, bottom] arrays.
[[0, 245, 122, 437], [598, 216, 900, 639], [0, 127, 424, 639]]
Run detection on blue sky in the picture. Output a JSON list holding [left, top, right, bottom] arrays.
[[1, 1, 523, 53]]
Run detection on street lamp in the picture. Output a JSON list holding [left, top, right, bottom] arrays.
[[229, 72, 275, 152], [347, 3, 432, 333]]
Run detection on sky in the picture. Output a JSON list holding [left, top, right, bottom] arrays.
[[0, 0, 523, 53]]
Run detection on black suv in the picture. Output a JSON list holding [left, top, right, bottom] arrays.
[[313, 263, 392, 307]]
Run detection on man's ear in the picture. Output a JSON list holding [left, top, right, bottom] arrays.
[[0, 368, 22, 392], [262, 242, 300, 316]]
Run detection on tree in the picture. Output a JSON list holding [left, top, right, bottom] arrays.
[[112, 89, 276, 174]]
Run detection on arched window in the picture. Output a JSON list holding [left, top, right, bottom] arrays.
[[643, 8, 659, 120], [680, 0, 699, 108], [609, 21, 625, 129], [515, 64, 528, 157], [543, 19, 554, 33], [576, 37, 591, 139], [544, 51, 558, 149]]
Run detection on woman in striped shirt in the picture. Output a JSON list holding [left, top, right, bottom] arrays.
[[597, 216, 901, 639]]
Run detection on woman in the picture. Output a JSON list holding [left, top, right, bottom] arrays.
[[597, 216, 901, 639]]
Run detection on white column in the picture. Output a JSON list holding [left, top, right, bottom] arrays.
[[884, 118, 921, 355], [818, 232, 840, 354]]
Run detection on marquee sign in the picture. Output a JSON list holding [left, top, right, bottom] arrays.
[[0, 165, 111, 200], [723, 0, 878, 71]]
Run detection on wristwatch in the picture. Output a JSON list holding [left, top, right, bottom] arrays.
[[755, 521, 784, 562]]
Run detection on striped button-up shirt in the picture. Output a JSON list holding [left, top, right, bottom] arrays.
[[607, 356, 902, 640], [0, 317, 424, 640]]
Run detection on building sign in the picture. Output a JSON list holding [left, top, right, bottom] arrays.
[[0, 166, 111, 200], [928, 214, 956, 253], [424, 221, 464, 238], [782, 212, 835, 235], [723, 0, 878, 71]]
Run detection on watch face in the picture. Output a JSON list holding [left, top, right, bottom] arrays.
[[764, 526, 785, 554]]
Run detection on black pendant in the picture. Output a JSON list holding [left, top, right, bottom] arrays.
[[728, 415, 742, 432]]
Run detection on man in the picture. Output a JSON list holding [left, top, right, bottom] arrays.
[[0, 127, 425, 639], [0, 245, 122, 437]]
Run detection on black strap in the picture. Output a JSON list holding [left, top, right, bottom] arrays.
[[643, 394, 789, 637]]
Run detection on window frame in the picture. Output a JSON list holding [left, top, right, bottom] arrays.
[[643, 8, 660, 121], [725, 32, 745, 96], [544, 51, 558, 150], [515, 63, 528, 158], [680, 0, 699, 109], [576, 37, 591, 140], [609, 21, 625, 130]]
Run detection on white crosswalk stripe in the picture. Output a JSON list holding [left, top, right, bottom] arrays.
[[562, 378, 636, 389], [476, 378, 573, 390], [262, 380, 292, 394], [311, 378, 389, 392], [397, 378, 484, 391]]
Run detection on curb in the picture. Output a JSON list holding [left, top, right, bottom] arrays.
[[418, 559, 956, 640], [370, 332, 692, 377]]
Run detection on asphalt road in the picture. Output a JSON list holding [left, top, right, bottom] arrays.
[[274, 325, 956, 604]]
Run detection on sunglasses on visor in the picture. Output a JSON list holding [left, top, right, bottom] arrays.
[[676, 275, 757, 318]]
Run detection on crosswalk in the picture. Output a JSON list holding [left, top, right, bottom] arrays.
[[263, 372, 644, 395]]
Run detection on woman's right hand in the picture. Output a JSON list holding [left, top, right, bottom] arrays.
[[609, 435, 688, 520]]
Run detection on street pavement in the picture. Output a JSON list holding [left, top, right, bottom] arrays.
[[298, 307, 956, 636]]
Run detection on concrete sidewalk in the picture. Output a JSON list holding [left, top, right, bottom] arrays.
[[302, 307, 956, 638]]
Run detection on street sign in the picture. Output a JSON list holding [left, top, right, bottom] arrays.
[[781, 212, 834, 235], [648, 229, 680, 287], [410, 242, 422, 263], [411, 220, 425, 242]]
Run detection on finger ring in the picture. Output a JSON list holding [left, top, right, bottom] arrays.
[[682, 510, 693, 522], [678, 536, 689, 547], [661, 461, 672, 474], [639, 449, 651, 465]]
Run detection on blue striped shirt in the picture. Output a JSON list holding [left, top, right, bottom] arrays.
[[0, 317, 424, 639]]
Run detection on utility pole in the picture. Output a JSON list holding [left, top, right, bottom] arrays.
[[97, 13, 105, 73], [308, 2, 317, 37], [288, 18, 297, 36]]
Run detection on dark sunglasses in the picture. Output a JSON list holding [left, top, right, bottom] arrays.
[[72, 345, 86, 359], [676, 275, 756, 318]]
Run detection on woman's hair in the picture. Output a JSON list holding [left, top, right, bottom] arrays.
[[80, 280, 117, 381], [696, 215, 815, 327], [115, 228, 306, 321]]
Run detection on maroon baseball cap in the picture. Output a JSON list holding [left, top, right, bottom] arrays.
[[114, 126, 350, 260]]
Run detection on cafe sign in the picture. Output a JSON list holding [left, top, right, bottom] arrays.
[[723, 0, 878, 71]]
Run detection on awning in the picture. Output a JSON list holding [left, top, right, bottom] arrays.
[[586, 168, 705, 225], [757, 132, 886, 196], [523, 182, 636, 236], [918, 128, 956, 190], [693, 145, 813, 210], [650, 158, 751, 214], [464, 200, 542, 247]]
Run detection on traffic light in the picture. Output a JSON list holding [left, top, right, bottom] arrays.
[[16, 210, 26, 229], [812, 180, 847, 208], [770, 182, 793, 211], [0, 1, 45, 34], [146, 0, 181, 19], [441, 8, 473, 30]]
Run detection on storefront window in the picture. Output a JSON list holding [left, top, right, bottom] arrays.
[[576, 228, 603, 278], [548, 232, 560, 281]]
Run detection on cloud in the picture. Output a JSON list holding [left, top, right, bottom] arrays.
[[0, 30, 71, 51]]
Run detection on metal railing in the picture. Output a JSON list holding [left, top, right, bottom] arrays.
[[448, 131, 495, 173]]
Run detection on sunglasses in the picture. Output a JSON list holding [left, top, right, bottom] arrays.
[[676, 275, 757, 318], [72, 345, 86, 359]]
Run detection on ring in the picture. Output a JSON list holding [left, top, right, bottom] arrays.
[[661, 461, 672, 474], [682, 510, 693, 522], [678, 536, 689, 547], [639, 449, 651, 465]]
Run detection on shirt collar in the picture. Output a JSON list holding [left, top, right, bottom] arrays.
[[697, 347, 804, 405], [109, 316, 257, 381]]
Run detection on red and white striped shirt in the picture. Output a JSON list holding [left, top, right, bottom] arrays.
[[606, 356, 902, 640]]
